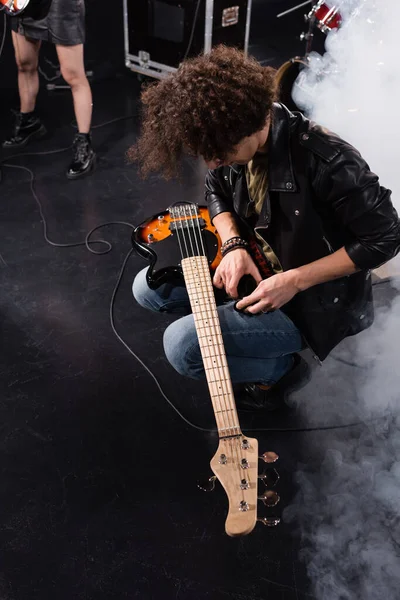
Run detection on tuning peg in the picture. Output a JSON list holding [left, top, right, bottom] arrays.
[[258, 490, 280, 507], [258, 468, 280, 488], [197, 475, 217, 492], [259, 451, 279, 463], [257, 516, 281, 527]]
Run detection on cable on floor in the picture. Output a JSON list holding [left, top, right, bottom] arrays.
[[0, 113, 138, 252], [109, 248, 397, 434], [2, 111, 398, 435]]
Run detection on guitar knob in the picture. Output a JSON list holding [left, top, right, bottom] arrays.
[[197, 475, 217, 492], [259, 451, 279, 463], [258, 490, 280, 507], [258, 468, 280, 488], [257, 516, 281, 527]]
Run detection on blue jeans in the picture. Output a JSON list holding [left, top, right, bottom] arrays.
[[132, 268, 304, 385]]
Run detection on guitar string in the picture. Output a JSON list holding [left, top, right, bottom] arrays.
[[183, 204, 247, 501], [186, 203, 237, 437], [196, 251, 248, 499], [172, 206, 186, 268], [11, 27, 247, 480], [6, 22, 385, 437], [176, 204, 233, 435], [193, 203, 241, 438], [184, 203, 236, 437], [9, 14, 246, 507], [175, 204, 234, 436], [191, 207, 244, 474], [183, 205, 247, 501], [188, 204, 253, 502]]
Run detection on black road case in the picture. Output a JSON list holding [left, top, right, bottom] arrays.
[[123, 0, 253, 79]]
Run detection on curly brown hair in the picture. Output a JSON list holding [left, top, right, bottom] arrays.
[[129, 45, 277, 178]]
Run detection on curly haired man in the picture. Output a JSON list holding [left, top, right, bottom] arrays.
[[131, 46, 400, 411]]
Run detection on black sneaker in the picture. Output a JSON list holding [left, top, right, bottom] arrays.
[[66, 133, 96, 179], [2, 111, 47, 149], [236, 354, 311, 412]]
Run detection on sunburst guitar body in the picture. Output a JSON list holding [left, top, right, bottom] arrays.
[[132, 205, 222, 289]]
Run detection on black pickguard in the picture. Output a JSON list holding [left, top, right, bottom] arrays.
[[132, 228, 219, 290]]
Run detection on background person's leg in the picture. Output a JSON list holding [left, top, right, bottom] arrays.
[[56, 43, 95, 178], [2, 32, 45, 148], [56, 43, 92, 134]]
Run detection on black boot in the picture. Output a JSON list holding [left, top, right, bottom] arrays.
[[66, 133, 96, 179], [2, 111, 46, 149], [236, 354, 312, 412]]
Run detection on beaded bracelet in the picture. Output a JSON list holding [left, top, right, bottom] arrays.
[[221, 236, 248, 251], [221, 237, 249, 257], [221, 236, 244, 248], [221, 244, 249, 258]]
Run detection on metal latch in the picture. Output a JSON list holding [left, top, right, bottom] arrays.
[[222, 6, 239, 27], [138, 51, 150, 68]]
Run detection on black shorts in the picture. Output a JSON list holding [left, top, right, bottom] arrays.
[[10, 0, 85, 46]]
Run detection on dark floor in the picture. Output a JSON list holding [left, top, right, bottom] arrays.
[[0, 5, 399, 600]]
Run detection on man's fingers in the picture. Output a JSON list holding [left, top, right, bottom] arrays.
[[226, 273, 241, 298], [236, 288, 263, 310], [250, 263, 263, 284], [226, 282, 238, 299], [213, 271, 224, 288]]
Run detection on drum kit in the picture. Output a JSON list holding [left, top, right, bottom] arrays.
[[275, 0, 343, 110]]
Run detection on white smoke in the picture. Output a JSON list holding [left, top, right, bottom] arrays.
[[293, 0, 400, 276], [283, 2, 400, 598]]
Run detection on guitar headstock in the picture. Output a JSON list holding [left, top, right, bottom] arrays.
[[210, 434, 259, 537]]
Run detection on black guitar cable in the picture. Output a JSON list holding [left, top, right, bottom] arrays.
[[1, 112, 398, 435], [109, 246, 397, 434]]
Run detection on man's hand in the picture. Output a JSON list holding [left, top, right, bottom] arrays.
[[235, 270, 300, 313], [213, 249, 262, 298]]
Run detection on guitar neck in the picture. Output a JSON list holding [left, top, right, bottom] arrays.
[[181, 256, 241, 438]]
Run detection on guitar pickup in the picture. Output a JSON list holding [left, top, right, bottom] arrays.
[[169, 218, 206, 232]]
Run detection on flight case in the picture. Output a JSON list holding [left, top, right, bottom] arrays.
[[123, 0, 252, 79]]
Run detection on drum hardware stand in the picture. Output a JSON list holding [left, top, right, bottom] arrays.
[[301, 4, 317, 56], [46, 70, 94, 91], [276, 0, 312, 19], [276, 0, 318, 57]]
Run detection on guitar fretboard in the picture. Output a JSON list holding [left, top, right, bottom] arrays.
[[181, 256, 240, 437]]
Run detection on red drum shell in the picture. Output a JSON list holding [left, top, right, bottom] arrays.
[[308, 1, 342, 34]]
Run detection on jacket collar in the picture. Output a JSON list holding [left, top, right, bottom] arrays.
[[267, 102, 298, 193], [229, 103, 298, 192]]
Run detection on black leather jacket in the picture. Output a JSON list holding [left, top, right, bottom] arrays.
[[205, 103, 400, 360]]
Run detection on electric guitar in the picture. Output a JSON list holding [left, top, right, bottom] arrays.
[[0, 0, 51, 18], [132, 203, 281, 536], [0, 0, 30, 16]]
